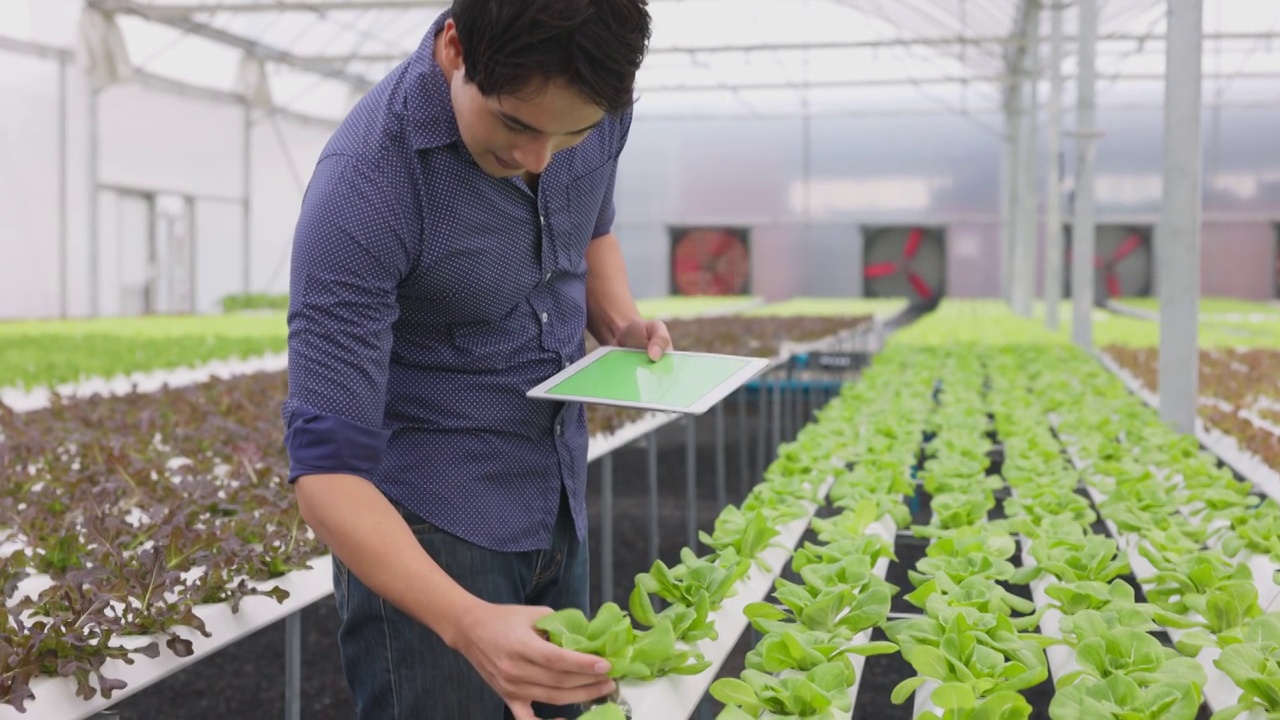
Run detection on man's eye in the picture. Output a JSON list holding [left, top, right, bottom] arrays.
[[503, 122, 530, 134]]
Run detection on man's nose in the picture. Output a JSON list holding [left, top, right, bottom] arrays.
[[512, 136, 553, 174]]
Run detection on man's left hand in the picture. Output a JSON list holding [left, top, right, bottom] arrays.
[[615, 319, 673, 362]]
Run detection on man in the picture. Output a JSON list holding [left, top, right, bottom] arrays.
[[280, 1, 669, 718]]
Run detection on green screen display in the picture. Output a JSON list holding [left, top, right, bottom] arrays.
[[544, 350, 753, 408]]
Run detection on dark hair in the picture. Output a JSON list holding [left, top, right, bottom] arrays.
[[450, 0, 651, 114]]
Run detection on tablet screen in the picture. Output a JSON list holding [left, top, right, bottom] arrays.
[[539, 348, 756, 410]]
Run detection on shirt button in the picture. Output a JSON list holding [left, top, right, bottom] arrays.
[[540, 312, 549, 323], [555, 419, 563, 436], [544, 271, 552, 282]]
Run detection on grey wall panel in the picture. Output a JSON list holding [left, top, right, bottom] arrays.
[[747, 224, 805, 301], [946, 222, 1001, 298], [612, 221, 670, 299], [802, 224, 864, 298], [1200, 222, 1274, 299], [614, 103, 1279, 301], [807, 114, 1004, 221]]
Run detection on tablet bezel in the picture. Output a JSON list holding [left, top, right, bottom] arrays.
[[526, 346, 772, 415]]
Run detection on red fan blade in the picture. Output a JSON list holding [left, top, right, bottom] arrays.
[[907, 272, 935, 299], [904, 228, 924, 260], [1110, 233, 1142, 263], [1107, 272, 1122, 298], [864, 262, 898, 279]]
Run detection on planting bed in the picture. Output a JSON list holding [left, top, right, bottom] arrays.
[[0, 313, 866, 717], [585, 314, 871, 438], [635, 296, 764, 319], [0, 314, 288, 392], [744, 298, 908, 319], [1105, 347, 1280, 472], [533, 303, 1280, 720], [13, 297, 1280, 719]]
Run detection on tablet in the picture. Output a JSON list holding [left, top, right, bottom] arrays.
[[527, 346, 771, 415]]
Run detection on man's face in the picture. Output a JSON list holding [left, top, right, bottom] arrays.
[[436, 20, 605, 179]]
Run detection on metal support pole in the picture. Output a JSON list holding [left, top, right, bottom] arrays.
[[685, 417, 698, 551], [1158, 0, 1204, 434], [756, 377, 768, 479], [771, 376, 782, 453], [646, 431, 659, 563], [601, 454, 614, 605], [714, 401, 726, 511], [1072, 0, 1099, 348], [1013, 1, 1041, 318], [1044, 0, 1065, 330], [782, 377, 792, 441], [1002, 98, 1021, 304], [243, 104, 253, 294], [88, 84, 100, 317], [58, 57, 68, 318], [284, 611, 301, 720], [737, 388, 749, 500]]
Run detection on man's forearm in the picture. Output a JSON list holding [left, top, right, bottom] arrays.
[[584, 232, 642, 345], [294, 473, 480, 647]]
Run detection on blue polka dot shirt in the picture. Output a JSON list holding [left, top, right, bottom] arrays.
[[281, 9, 630, 552]]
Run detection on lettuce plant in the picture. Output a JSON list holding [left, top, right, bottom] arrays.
[[905, 575, 1042, 631], [1211, 614, 1280, 719], [884, 610, 1049, 705], [1049, 674, 1203, 720], [698, 506, 785, 570], [1019, 532, 1130, 585], [710, 661, 855, 719], [1055, 611, 1206, 689], [744, 627, 897, 675], [631, 546, 750, 613], [919, 490, 996, 534], [535, 602, 710, 680], [744, 584, 892, 641], [578, 703, 628, 720], [917, 687, 1033, 720], [790, 534, 895, 575]]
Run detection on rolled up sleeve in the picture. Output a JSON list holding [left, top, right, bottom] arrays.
[[281, 153, 415, 483]]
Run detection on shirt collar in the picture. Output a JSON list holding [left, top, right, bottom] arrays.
[[405, 9, 461, 151]]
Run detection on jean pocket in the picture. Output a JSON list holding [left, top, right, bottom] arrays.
[[391, 499, 441, 536], [332, 553, 350, 613]]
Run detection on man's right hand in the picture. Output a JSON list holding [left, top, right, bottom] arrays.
[[449, 601, 617, 719]]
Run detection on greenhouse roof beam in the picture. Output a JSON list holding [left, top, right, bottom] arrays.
[[640, 69, 1280, 93], [300, 30, 1280, 65], [91, 0, 447, 14], [88, 0, 379, 91], [0, 32, 339, 128]]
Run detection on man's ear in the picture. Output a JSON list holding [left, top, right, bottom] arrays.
[[437, 19, 464, 77]]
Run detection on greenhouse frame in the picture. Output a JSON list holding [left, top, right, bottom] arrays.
[[3, 0, 1280, 719]]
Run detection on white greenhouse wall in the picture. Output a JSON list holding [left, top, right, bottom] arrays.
[[248, 117, 332, 296], [97, 84, 245, 200], [194, 199, 245, 314], [0, 50, 63, 320]]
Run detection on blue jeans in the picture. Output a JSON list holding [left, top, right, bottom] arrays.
[[331, 488, 590, 719]]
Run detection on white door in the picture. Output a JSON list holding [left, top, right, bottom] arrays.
[[116, 193, 153, 316], [154, 194, 194, 313]]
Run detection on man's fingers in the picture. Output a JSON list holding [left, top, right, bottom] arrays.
[[647, 321, 672, 360], [505, 680, 617, 708], [526, 643, 611, 679], [506, 700, 537, 720]]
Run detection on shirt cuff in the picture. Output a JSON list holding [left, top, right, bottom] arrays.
[[284, 405, 390, 483]]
